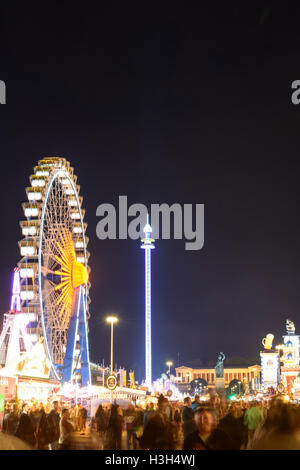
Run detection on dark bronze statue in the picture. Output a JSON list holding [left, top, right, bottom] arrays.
[[215, 352, 226, 378]]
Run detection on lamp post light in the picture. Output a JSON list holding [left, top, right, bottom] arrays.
[[166, 361, 173, 379], [106, 316, 118, 375], [106, 316, 118, 404]]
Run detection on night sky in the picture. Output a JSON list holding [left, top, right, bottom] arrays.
[[1, 3, 300, 382]]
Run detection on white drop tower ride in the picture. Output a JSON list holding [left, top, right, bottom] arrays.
[[141, 214, 155, 389]]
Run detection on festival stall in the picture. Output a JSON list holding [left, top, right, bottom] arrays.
[[0, 338, 61, 406]]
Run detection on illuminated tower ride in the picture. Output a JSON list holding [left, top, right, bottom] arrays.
[[141, 214, 155, 389]]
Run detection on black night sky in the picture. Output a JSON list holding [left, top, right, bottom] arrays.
[[1, 3, 300, 382]]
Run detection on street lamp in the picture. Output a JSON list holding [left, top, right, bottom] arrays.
[[166, 361, 173, 378], [106, 316, 118, 405], [106, 316, 118, 375]]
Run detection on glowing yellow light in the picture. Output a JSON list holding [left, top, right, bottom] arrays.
[[106, 316, 118, 324], [54, 229, 88, 328]]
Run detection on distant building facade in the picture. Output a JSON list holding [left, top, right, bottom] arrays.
[[175, 365, 261, 390], [279, 320, 300, 393]]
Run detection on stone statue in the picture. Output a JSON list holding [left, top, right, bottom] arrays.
[[215, 352, 226, 378]]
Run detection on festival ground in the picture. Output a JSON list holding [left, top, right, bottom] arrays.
[[68, 426, 184, 451]]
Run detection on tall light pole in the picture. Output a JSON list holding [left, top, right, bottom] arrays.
[[141, 214, 155, 389], [106, 316, 118, 404], [166, 361, 173, 378], [106, 316, 118, 375]]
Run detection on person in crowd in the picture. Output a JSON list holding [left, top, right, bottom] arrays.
[[118, 406, 125, 447], [259, 400, 268, 420], [191, 394, 201, 412], [36, 402, 45, 424], [172, 405, 182, 444], [59, 408, 74, 450], [183, 407, 234, 450], [132, 405, 144, 448], [78, 404, 88, 435], [45, 402, 51, 414], [249, 400, 300, 450], [4, 404, 19, 436], [139, 395, 174, 450], [28, 403, 40, 435], [48, 401, 61, 450], [125, 403, 137, 450], [69, 404, 76, 428], [2, 404, 11, 433], [165, 400, 173, 421], [243, 401, 264, 446], [103, 404, 123, 450], [15, 403, 36, 447], [95, 404, 106, 438], [182, 396, 196, 440], [218, 403, 246, 449], [36, 404, 51, 450], [3, 403, 10, 414], [72, 403, 80, 431], [143, 402, 154, 430], [208, 394, 222, 420], [219, 397, 227, 419]]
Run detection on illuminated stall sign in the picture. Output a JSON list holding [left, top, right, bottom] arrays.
[[281, 335, 300, 367], [260, 351, 279, 389], [0, 377, 17, 400], [17, 377, 51, 402], [15, 339, 50, 379], [106, 375, 118, 390]]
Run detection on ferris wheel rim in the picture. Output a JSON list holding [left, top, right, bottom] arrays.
[[38, 168, 88, 381]]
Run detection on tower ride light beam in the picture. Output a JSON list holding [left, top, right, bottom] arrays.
[[141, 214, 155, 389]]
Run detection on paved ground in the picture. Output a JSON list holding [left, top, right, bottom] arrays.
[[69, 429, 98, 450], [73, 428, 140, 450], [68, 427, 184, 450]]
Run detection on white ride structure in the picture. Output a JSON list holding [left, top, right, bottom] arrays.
[[0, 268, 33, 370], [141, 214, 155, 389]]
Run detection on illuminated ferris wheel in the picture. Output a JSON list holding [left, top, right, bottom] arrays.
[[18, 157, 91, 385]]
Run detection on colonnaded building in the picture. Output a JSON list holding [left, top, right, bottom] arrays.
[[175, 364, 261, 391]]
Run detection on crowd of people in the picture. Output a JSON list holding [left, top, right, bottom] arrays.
[[1, 401, 88, 450], [94, 393, 300, 450], [2, 393, 300, 450]]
